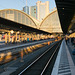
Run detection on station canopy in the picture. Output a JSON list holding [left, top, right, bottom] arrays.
[[55, 0, 75, 34], [39, 9, 63, 33], [0, 9, 63, 34], [0, 9, 37, 29]]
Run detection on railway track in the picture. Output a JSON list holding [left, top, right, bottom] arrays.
[[0, 42, 48, 65], [0, 41, 53, 74], [18, 41, 61, 75]]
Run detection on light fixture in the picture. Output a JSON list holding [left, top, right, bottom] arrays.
[[69, 30, 72, 33], [62, 8, 64, 10], [17, 31, 20, 34], [20, 27, 22, 28], [11, 30, 14, 34], [2, 32, 4, 34]]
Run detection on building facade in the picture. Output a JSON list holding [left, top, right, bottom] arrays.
[[23, 6, 29, 14], [30, 6, 37, 19], [36, 1, 49, 21]]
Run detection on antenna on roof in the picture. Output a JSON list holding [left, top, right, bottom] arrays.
[[26, 0, 27, 6]]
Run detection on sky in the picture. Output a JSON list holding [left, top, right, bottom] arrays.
[[0, 0, 56, 12]]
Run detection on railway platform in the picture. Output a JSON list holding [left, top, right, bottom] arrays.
[[0, 40, 55, 75], [52, 39, 75, 75], [0, 39, 53, 52]]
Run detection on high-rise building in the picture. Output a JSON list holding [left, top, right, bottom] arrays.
[[23, 6, 29, 14], [36, 1, 49, 21], [30, 6, 37, 19]]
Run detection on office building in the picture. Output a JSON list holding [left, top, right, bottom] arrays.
[[23, 6, 29, 14], [36, 1, 49, 21], [30, 6, 37, 19]]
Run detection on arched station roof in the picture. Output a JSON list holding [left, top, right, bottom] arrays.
[[0, 9, 37, 28], [39, 10, 63, 33]]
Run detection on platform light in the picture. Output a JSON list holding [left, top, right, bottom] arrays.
[[62, 8, 64, 10], [20, 27, 22, 28], [17, 31, 20, 34], [69, 30, 72, 33], [2, 32, 4, 34], [11, 30, 14, 34]]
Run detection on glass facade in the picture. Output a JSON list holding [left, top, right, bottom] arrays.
[[23, 6, 29, 15]]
